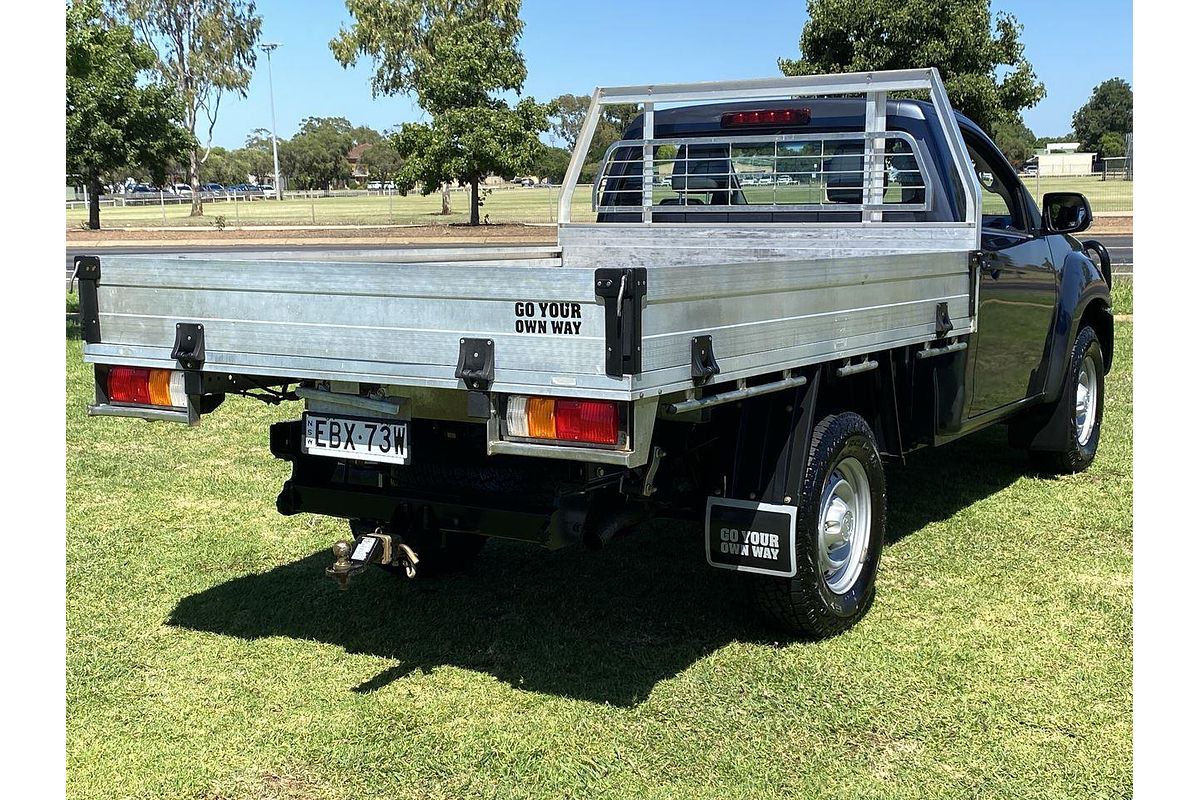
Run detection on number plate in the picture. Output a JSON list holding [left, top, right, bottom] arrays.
[[302, 413, 409, 465]]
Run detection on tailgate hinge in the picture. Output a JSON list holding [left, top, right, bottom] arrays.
[[691, 335, 721, 384], [456, 337, 495, 390], [171, 322, 206, 369], [74, 255, 102, 344], [595, 267, 647, 377], [934, 301, 953, 337]]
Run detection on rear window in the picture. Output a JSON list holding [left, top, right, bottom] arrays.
[[596, 132, 929, 213]]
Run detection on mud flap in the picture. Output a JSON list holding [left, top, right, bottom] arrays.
[[705, 497, 797, 577]]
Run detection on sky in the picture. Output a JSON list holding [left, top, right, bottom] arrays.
[[209, 0, 1133, 150]]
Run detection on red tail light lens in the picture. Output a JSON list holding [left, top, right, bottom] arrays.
[[721, 108, 811, 127], [554, 400, 619, 445], [107, 367, 152, 404]]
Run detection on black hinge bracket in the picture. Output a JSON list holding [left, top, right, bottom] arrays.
[[691, 335, 721, 384], [74, 255, 102, 344], [456, 337, 494, 390], [595, 267, 647, 377], [934, 301, 953, 337], [171, 323, 206, 369]]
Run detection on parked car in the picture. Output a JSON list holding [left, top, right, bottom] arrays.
[[367, 181, 383, 191], [171, 183, 192, 195], [76, 69, 1113, 639], [201, 183, 225, 193], [127, 184, 155, 194], [257, 185, 277, 199]]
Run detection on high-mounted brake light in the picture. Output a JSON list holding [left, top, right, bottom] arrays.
[[721, 108, 811, 128], [505, 395, 621, 446], [107, 366, 187, 408]]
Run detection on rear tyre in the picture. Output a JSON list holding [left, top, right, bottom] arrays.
[[348, 519, 487, 578], [750, 411, 887, 638], [1028, 325, 1105, 474]]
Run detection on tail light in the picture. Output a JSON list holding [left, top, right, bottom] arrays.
[[107, 367, 187, 408], [721, 108, 811, 127], [505, 395, 621, 446]]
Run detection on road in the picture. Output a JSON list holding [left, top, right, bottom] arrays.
[[1095, 235, 1132, 274], [65, 234, 1134, 282]]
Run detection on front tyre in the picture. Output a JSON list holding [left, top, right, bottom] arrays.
[[1029, 325, 1105, 474], [750, 412, 887, 638]]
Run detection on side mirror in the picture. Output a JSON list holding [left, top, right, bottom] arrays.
[[1042, 191, 1092, 234]]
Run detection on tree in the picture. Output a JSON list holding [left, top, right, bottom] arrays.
[[549, 93, 590, 150], [280, 117, 354, 190], [530, 143, 571, 184], [779, 0, 1045, 134], [242, 128, 275, 184], [359, 136, 405, 182], [1071, 78, 1132, 153], [112, 0, 261, 216], [992, 119, 1036, 168], [202, 146, 249, 185], [67, 0, 192, 229], [331, 0, 552, 225], [1098, 131, 1126, 159], [351, 125, 383, 146]]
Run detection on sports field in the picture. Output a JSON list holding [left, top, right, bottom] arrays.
[[65, 174, 1131, 230]]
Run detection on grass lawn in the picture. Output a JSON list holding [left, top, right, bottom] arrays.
[[65, 175, 1132, 230], [66, 186, 592, 229], [66, 301, 1132, 798]]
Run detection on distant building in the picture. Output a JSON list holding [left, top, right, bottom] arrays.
[[347, 143, 373, 181], [1030, 142, 1096, 176]]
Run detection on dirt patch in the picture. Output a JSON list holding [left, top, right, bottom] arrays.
[[1088, 215, 1133, 235]]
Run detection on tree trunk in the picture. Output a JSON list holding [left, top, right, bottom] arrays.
[[87, 176, 102, 230], [440, 183, 452, 215], [469, 177, 480, 225], [189, 147, 203, 217]]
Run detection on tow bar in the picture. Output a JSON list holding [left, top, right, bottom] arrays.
[[326, 529, 420, 589]]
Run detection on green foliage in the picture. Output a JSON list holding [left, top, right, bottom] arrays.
[[201, 146, 248, 185], [359, 136, 405, 182], [779, 0, 1045, 133], [112, 0, 262, 213], [992, 119, 1036, 167], [280, 117, 356, 191], [1072, 78, 1133, 153], [241, 128, 276, 184], [390, 96, 550, 219], [331, 0, 523, 96], [334, 1, 551, 224], [549, 93, 590, 149], [67, 0, 192, 229], [1098, 131, 1126, 159], [351, 125, 383, 146], [530, 143, 571, 183]]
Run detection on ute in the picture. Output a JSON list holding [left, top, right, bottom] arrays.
[[77, 69, 1113, 636]]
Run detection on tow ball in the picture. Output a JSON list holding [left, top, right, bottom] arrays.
[[326, 529, 420, 589]]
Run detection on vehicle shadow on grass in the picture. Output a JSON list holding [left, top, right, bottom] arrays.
[[168, 426, 1029, 706]]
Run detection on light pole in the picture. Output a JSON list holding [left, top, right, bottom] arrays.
[[260, 42, 283, 199]]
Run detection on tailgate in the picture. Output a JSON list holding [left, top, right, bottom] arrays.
[[79, 246, 630, 399]]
